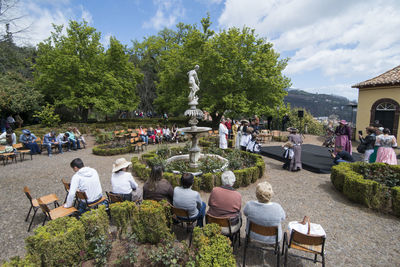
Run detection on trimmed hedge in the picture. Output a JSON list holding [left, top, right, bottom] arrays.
[[92, 143, 134, 156], [132, 148, 265, 192], [331, 162, 400, 217]]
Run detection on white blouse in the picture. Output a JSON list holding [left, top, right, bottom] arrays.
[[111, 171, 138, 194]]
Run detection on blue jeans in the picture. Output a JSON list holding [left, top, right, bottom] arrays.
[[179, 201, 206, 227], [44, 142, 62, 155], [69, 139, 80, 150], [78, 197, 108, 215], [24, 142, 41, 154], [140, 135, 148, 144]]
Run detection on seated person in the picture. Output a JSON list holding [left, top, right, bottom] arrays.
[[207, 171, 242, 234], [66, 127, 80, 150], [138, 126, 148, 145], [72, 127, 86, 146], [111, 158, 141, 202], [19, 129, 41, 155], [163, 125, 171, 142], [143, 165, 173, 203], [64, 158, 106, 214], [330, 145, 355, 165], [6, 128, 17, 145], [0, 129, 7, 144], [155, 125, 163, 143], [57, 132, 71, 151], [43, 131, 63, 156], [147, 127, 156, 144], [173, 173, 206, 227], [171, 124, 179, 143], [244, 182, 285, 244]]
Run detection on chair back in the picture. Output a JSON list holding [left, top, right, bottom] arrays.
[[23, 186, 33, 203], [37, 198, 51, 214], [13, 143, 23, 149], [290, 229, 325, 246], [171, 206, 190, 219], [61, 179, 70, 192], [75, 191, 88, 204], [206, 214, 230, 227], [106, 192, 123, 203], [249, 221, 278, 237]]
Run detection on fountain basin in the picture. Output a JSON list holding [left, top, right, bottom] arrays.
[[165, 153, 229, 176], [178, 126, 212, 134]]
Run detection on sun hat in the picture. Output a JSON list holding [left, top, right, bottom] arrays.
[[22, 129, 31, 135], [112, 158, 132, 173], [339, 120, 347, 125]]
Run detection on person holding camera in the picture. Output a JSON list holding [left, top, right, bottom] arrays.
[[358, 127, 376, 163]]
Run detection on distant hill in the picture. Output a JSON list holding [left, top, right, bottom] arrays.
[[284, 89, 355, 121]]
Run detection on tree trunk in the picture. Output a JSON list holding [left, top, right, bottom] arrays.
[[81, 108, 89, 123]]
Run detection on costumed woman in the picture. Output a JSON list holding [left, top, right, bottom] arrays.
[[334, 120, 352, 154], [232, 120, 240, 149], [219, 118, 229, 149], [287, 127, 302, 171], [375, 128, 398, 165]]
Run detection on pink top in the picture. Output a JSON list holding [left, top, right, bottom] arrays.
[[207, 186, 241, 218]]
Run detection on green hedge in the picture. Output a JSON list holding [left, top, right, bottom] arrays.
[[92, 144, 134, 156], [331, 162, 400, 217], [192, 223, 236, 267]]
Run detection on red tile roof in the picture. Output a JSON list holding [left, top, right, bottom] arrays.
[[352, 65, 400, 88]]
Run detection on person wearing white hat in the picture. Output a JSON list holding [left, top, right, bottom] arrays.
[[111, 158, 141, 201]]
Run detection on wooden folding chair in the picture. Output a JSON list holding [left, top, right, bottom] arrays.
[[106, 191, 124, 204], [282, 229, 326, 267], [61, 179, 70, 204], [206, 214, 241, 248], [0, 146, 17, 165], [243, 221, 280, 267], [38, 198, 77, 226], [23, 186, 59, 232], [171, 205, 197, 247], [75, 191, 107, 212], [12, 143, 32, 161]]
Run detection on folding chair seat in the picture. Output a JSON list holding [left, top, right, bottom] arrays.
[[38, 198, 77, 226], [282, 229, 326, 267], [23, 186, 59, 231], [12, 143, 32, 161], [0, 146, 17, 165], [106, 191, 124, 204], [75, 191, 107, 212], [61, 179, 71, 204], [205, 214, 241, 248], [171, 205, 197, 247], [243, 221, 280, 267]]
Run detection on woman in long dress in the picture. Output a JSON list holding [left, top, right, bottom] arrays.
[[334, 120, 352, 154], [219, 118, 229, 149], [232, 120, 240, 149], [375, 128, 397, 165], [288, 127, 302, 171]]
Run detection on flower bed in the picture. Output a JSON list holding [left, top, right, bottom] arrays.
[[131, 145, 266, 192], [2, 201, 236, 266], [331, 162, 400, 217]]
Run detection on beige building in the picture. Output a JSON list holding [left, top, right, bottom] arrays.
[[352, 65, 400, 140]]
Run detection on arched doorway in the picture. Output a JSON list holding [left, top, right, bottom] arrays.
[[370, 98, 399, 137]]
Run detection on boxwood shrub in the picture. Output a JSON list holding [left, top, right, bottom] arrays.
[[331, 162, 400, 217], [92, 144, 134, 156]]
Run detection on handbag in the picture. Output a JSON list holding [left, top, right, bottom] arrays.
[[357, 143, 367, 153]]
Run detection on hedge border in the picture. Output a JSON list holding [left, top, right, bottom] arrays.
[[331, 162, 400, 217], [92, 143, 135, 156], [131, 148, 265, 192]]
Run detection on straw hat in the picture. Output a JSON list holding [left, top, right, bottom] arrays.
[[112, 158, 132, 173]]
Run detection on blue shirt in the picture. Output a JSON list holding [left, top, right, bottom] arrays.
[[19, 133, 37, 144], [43, 133, 56, 144]]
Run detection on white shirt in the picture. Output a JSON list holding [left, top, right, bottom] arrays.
[[219, 123, 228, 136], [111, 171, 138, 195], [163, 128, 171, 136], [240, 134, 251, 147], [64, 167, 103, 208]]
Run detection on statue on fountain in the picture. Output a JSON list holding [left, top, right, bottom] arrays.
[[188, 65, 200, 104]]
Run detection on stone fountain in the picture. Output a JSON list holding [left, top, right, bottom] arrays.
[[165, 65, 228, 174]]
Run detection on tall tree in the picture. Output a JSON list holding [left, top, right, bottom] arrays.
[[34, 21, 142, 121], [155, 18, 291, 125]]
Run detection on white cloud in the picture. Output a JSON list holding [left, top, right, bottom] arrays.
[[80, 5, 93, 24], [143, 0, 185, 30], [218, 0, 400, 97], [101, 33, 112, 49]]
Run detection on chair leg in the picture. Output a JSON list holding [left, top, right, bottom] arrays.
[[276, 244, 280, 267], [322, 253, 325, 267], [42, 215, 48, 226], [284, 243, 288, 267], [242, 237, 248, 267], [25, 206, 33, 222], [28, 208, 38, 232], [314, 254, 318, 263]]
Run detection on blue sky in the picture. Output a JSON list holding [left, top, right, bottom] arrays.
[[4, 0, 400, 101]]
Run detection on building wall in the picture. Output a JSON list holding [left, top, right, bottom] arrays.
[[356, 86, 400, 140]]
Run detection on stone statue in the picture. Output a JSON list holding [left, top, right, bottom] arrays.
[[188, 65, 200, 103]]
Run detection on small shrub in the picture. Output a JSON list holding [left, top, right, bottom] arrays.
[[33, 104, 61, 127], [1, 255, 37, 267], [392, 187, 400, 217], [146, 240, 189, 267], [110, 201, 138, 238], [201, 173, 214, 192]]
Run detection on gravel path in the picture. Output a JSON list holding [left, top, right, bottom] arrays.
[[1, 135, 399, 266]]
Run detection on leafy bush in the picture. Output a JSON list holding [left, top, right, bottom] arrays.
[[146, 240, 190, 267], [1, 255, 37, 267], [288, 108, 324, 135], [110, 201, 138, 237], [33, 104, 61, 127], [192, 223, 236, 267], [92, 143, 133, 156], [25, 217, 86, 266]]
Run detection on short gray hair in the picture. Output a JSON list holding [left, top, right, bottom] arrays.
[[221, 171, 236, 187]]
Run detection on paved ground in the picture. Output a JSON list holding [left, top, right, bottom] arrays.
[[1, 135, 399, 266]]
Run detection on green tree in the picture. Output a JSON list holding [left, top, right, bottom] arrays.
[[34, 20, 142, 122], [155, 17, 291, 125]]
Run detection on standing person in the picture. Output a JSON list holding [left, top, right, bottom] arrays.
[[267, 116, 273, 130], [111, 158, 141, 202], [143, 165, 174, 203], [232, 120, 240, 149], [64, 158, 106, 214], [375, 128, 398, 165], [334, 120, 352, 155], [225, 118, 232, 139], [369, 127, 384, 163], [14, 114, 23, 129], [240, 127, 252, 151], [43, 131, 63, 156], [173, 173, 206, 227], [288, 127, 302, 171], [219, 118, 229, 149], [254, 115, 260, 129], [281, 114, 290, 132], [6, 115, 15, 129], [19, 129, 41, 155], [358, 127, 376, 163], [282, 141, 294, 170]]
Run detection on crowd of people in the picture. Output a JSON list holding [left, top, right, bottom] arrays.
[[65, 157, 286, 246], [137, 124, 180, 145]]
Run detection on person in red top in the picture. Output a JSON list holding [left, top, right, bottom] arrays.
[[207, 170, 242, 234], [225, 118, 232, 139]]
